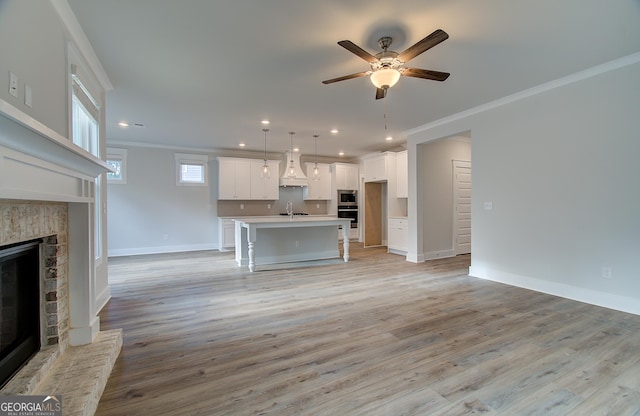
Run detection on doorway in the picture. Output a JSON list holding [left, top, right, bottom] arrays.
[[364, 182, 383, 247]]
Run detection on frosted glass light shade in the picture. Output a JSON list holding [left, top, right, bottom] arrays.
[[370, 68, 400, 89], [261, 161, 270, 180]]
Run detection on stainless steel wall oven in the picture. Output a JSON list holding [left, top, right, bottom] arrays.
[[337, 190, 358, 228]]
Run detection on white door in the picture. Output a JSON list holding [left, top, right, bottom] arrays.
[[453, 161, 471, 255]]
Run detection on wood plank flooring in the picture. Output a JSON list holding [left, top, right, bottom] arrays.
[[96, 244, 640, 415]]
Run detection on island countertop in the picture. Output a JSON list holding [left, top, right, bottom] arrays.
[[233, 216, 351, 271]]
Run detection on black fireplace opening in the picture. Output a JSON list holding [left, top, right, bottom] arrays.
[[0, 239, 41, 388]]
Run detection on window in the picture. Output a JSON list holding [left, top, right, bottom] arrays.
[[71, 64, 100, 157], [175, 153, 208, 186], [106, 148, 128, 184]]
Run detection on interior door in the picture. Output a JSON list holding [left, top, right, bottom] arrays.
[[453, 160, 472, 255]]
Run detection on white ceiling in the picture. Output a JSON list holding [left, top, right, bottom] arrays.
[[67, 0, 640, 159]]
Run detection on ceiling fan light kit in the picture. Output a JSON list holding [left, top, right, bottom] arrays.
[[322, 29, 450, 99], [370, 68, 400, 89]]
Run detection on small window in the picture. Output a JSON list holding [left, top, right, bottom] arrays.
[[106, 148, 127, 184], [175, 153, 208, 186]]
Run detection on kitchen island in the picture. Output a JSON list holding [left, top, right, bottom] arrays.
[[233, 216, 352, 272]]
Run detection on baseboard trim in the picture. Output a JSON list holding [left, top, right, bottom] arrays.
[[423, 249, 455, 261], [108, 243, 217, 257], [469, 266, 640, 316]]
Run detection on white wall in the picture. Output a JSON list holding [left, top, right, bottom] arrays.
[[107, 146, 217, 256], [407, 56, 640, 315]]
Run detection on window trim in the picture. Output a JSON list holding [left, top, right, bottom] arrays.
[[106, 147, 128, 184], [175, 153, 209, 186]]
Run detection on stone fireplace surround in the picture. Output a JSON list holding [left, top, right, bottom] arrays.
[[1, 101, 122, 415]]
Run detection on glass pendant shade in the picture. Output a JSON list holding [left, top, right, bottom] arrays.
[[312, 164, 320, 181], [261, 161, 270, 180], [370, 68, 401, 89]]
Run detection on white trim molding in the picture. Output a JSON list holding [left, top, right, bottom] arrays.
[[469, 266, 640, 316]]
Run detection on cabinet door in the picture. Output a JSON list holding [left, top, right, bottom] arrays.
[[388, 218, 408, 252], [250, 160, 279, 200], [218, 158, 251, 199], [304, 163, 332, 200], [334, 164, 359, 190], [364, 154, 387, 182], [396, 151, 408, 198], [219, 219, 235, 250], [218, 159, 238, 199]]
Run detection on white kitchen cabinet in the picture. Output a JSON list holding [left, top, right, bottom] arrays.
[[363, 152, 392, 182], [387, 217, 408, 254], [333, 163, 359, 190], [218, 157, 251, 200], [396, 150, 408, 198], [250, 159, 280, 200], [219, 218, 235, 251], [303, 163, 332, 200]]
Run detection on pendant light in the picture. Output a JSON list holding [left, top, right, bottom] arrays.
[[287, 131, 296, 178], [312, 134, 320, 181], [261, 128, 270, 180]]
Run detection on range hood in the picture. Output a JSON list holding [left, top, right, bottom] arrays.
[[280, 151, 308, 187]]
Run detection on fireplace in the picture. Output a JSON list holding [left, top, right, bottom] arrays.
[[0, 239, 41, 387]]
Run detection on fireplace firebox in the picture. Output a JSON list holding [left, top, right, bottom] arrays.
[[0, 239, 41, 388]]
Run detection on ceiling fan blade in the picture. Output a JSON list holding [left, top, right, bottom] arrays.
[[397, 29, 449, 62], [375, 87, 387, 100], [402, 67, 450, 82], [337, 40, 378, 63], [322, 71, 369, 84]]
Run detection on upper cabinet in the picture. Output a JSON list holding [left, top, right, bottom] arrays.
[[303, 163, 332, 200], [333, 163, 359, 190], [396, 150, 408, 198], [218, 157, 279, 200], [250, 159, 280, 200], [218, 158, 251, 200], [363, 152, 393, 182]]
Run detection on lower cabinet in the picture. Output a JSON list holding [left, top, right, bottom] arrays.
[[387, 217, 408, 254], [219, 218, 235, 251]]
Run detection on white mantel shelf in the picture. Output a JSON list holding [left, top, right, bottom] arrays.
[[233, 216, 352, 272]]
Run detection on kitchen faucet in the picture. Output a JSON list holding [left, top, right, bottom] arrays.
[[286, 201, 293, 220]]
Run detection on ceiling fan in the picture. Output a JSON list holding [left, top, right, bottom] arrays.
[[322, 29, 450, 99]]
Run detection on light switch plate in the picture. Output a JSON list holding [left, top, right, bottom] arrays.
[[484, 201, 493, 210]]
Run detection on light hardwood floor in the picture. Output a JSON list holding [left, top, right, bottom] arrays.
[[96, 244, 640, 415]]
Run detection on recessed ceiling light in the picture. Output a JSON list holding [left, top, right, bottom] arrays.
[[339, 151, 344, 156], [330, 129, 339, 134], [261, 120, 270, 125], [293, 147, 300, 152], [239, 143, 246, 147], [118, 121, 129, 127], [385, 136, 393, 141]]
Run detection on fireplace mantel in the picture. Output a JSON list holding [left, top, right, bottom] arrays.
[[0, 98, 112, 202]]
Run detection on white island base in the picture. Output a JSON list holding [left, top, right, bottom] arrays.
[[234, 217, 352, 272]]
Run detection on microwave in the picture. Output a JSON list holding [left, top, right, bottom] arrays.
[[338, 190, 357, 206]]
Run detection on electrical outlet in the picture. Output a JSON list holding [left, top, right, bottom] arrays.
[[295, 240, 300, 247], [163, 234, 169, 240], [267, 204, 271, 209], [601, 267, 612, 279], [240, 204, 244, 210]]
